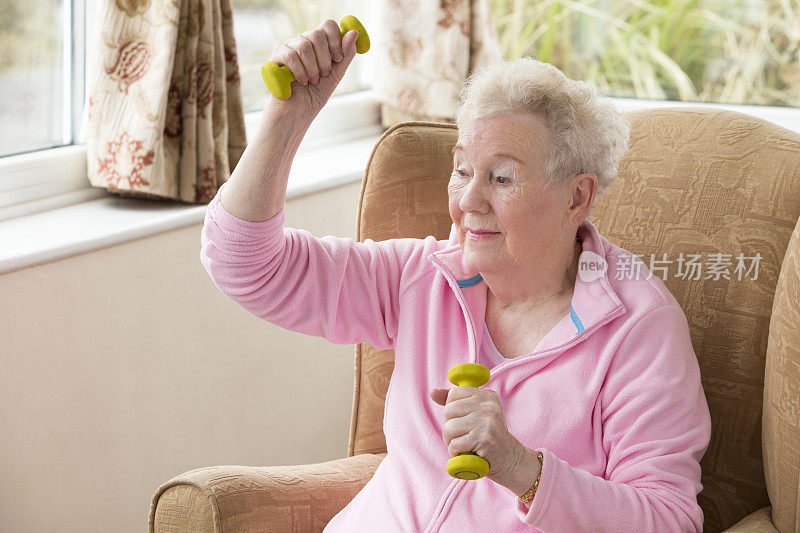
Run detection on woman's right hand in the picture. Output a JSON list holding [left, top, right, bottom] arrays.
[[263, 19, 360, 123]]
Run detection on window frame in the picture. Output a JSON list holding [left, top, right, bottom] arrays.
[[69, 0, 86, 146]]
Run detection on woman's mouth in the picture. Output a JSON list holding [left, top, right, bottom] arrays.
[[466, 229, 500, 241]]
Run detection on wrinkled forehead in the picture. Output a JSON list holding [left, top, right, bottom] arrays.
[[452, 113, 551, 164]]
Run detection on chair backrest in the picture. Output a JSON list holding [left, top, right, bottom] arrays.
[[349, 108, 800, 532], [348, 122, 458, 456]]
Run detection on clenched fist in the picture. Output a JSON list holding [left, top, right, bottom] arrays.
[[430, 385, 528, 479]]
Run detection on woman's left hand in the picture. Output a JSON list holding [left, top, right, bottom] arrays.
[[430, 386, 526, 478]]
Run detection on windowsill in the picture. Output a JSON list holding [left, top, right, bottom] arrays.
[[0, 130, 384, 275]]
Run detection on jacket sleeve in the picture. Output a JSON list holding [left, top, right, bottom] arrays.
[[200, 183, 419, 351], [515, 304, 712, 532]]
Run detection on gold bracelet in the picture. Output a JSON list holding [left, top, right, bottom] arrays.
[[518, 451, 544, 505]]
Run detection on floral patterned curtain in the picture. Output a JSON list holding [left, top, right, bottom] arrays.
[[371, 0, 503, 127], [85, 0, 246, 203]]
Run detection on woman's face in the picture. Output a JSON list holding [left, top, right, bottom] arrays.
[[448, 112, 569, 274]]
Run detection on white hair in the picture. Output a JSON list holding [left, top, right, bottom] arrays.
[[454, 57, 631, 218]]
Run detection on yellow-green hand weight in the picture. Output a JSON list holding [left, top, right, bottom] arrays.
[[261, 15, 370, 100], [446, 363, 491, 480]]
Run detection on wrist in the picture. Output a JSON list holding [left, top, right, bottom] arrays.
[[252, 106, 311, 161], [260, 98, 314, 130], [489, 445, 542, 498], [518, 450, 544, 507]]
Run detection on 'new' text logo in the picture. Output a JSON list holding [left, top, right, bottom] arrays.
[[578, 251, 607, 282]]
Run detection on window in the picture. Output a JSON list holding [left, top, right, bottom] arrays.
[[0, 0, 371, 159], [0, 0, 86, 158], [0, 0, 375, 221], [488, 0, 800, 108], [231, 0, 372, 113], [2, 0, 797, 220]]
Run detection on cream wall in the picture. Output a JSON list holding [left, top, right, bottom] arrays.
[[0, 181, 363, 532]]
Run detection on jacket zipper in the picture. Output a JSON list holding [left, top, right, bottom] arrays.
[[420, 259, 476, 533]]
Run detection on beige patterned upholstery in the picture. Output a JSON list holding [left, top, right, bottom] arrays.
[[592, 108, 800, 533], [150, 453, 386, 531], [151, 108, 800, 532], [761, 213, 800, 533]]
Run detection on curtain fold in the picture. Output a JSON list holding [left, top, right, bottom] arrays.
[[86, 0, 246, 203], [371, 0, 503, 127]]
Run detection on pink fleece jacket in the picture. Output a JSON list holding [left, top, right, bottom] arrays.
[[200, 181, 711, 532]]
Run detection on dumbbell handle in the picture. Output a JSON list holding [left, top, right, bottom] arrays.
[[261, 15, 370, 100], [445, 363, 491, 480]]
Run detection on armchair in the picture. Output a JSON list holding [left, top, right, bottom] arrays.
[[150, 108, 800, 532]]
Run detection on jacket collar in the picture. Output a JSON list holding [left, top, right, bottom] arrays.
[[426, 219, 627, 358]]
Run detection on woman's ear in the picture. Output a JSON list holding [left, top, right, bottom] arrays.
[[566, 172, 596, 227]]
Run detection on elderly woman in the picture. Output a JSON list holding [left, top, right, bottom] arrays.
[[201, 20, 711, 532]]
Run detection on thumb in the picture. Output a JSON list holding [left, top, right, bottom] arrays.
[[329, 30, 358, 81], [429, 388, 450, 406]]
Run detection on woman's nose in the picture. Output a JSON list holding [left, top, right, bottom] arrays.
[[459, 176, 489, 212]]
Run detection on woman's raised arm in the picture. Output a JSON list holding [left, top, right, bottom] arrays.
[[199, 22, 432, 351], [220, 20, 361, 222]]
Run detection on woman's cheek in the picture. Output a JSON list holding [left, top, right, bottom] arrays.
[[447, 181, 467, 200], [448, 172, 465, 186]]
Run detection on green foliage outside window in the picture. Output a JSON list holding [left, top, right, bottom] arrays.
[[2, 0, 796, 107], [0, 0, 60, 75], [488, 0, 800, 107]]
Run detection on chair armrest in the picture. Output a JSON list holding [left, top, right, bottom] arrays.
[[149, 452, 387, 532], [723, 506, 779, 532]]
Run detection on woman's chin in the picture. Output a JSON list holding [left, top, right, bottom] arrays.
[[463, 251, 496, 271]]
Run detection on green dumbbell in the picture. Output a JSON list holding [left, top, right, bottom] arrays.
[[261, 15, 370, 100], [445, 363, 492, 480]]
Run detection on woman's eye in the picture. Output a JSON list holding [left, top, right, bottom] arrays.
[[452, 169, 508, 184]]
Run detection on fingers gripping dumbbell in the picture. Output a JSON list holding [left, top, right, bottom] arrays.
[[260, 15, 370, 100], [446, 363, 492, 480]]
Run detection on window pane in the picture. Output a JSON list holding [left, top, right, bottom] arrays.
[[489, 0, 800, 108], [232, 0, 371, 113], [0, 0, 66, 157]]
